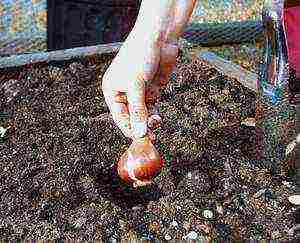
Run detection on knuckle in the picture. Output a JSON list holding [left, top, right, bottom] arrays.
[[113, 116, 129, 128], [130, 107, 147, 120], [118, 113, 130, 120]]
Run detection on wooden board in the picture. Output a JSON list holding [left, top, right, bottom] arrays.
[[0, 37, 188, 69], [0, 42, 122, 69], [1, 39, 259, 97], [196, 50, 258, 93]]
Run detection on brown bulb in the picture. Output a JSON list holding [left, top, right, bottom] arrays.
[[117, 135, 164, 187]]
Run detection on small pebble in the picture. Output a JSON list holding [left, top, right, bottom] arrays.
[[109, 238, 118, 243], [164, 233, 172, 240], [216, 204, 224, 215], [100, 213, 107, 221], [0, 126, 8, 138], [282, 181, 292, 187], [285, 140, 297, 156], [170, 220, 178, 228], [253, 189, 266, 198], [185, 231, 198, 240], [288, 195, 300, 205], [202, 209, 213, 219], [132, 205, 142, 211], [271, 230, 281, 239], [176, 205, 182, 210]]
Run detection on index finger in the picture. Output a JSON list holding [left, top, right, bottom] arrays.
[[103, 89, 133, 138], [127, 80, 148, 139]]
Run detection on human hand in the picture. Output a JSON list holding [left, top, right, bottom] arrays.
[[102, 0, 196, 142], [101, 42, 163, 142]]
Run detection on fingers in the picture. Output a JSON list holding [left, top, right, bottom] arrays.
[[127, 81, 148, 139], [147, 103, 163, 145], [145, 84, 160, 105], [111, 101, 132, 139], [145, 80, 163, 131], [103, 89, 133, 138]]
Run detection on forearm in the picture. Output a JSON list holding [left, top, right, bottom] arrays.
[[165, 0, 197, 43], [152, 0, 197, 87], [128, 0, 176, 46]]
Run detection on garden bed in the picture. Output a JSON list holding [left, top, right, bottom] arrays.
[[0, 49, 298, 240]]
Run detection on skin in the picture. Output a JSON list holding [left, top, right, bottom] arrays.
[[102, 0, 197, 141]]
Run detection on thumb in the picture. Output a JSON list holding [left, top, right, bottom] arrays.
[[127, 81, 148, 139], [147, 104, 162, 129]]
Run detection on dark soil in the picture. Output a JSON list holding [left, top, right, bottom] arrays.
[[0, 50, 298, 241]]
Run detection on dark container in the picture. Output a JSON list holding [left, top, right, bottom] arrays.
[[47, 0, 141, 51]]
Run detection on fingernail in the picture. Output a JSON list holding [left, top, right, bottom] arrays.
[[132, 121, 147, 139]]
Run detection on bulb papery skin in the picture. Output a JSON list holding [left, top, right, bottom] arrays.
[[117, 135, 164, 185], [126, 151, 140, 182]]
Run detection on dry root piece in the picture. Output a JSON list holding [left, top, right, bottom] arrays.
[[241, 117, 256, 127]]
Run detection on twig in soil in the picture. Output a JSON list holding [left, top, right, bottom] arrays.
[[41, 144, 55, 175], [8, 117, 16, 144], [20, 164, 48, 180], [224, 160, 233, 177]]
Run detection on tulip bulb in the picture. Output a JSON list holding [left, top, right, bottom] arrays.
[[117, 135, 164, 187]]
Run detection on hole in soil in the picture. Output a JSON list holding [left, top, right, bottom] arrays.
[[40, 118, 52, 134], [93, 164, 162, 210]]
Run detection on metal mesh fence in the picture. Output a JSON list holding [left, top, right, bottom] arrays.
[[183, 20, 264, 46]]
